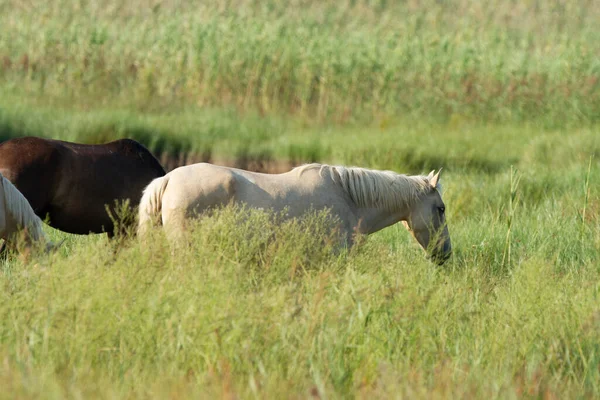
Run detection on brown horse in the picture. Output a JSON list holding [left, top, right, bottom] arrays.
[[0, 136, 166, 236]]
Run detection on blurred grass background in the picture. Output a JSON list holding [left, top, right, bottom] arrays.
[[1, 0, 599, 128]]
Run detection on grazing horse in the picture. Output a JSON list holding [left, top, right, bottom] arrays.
[[0, 137, 166, 236], [0, 172, 56, 251], [138, 163, 452, 264]]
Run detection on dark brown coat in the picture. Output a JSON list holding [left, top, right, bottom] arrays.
[[0, 137, 165, 235]]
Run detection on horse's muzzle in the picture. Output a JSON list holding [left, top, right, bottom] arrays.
[[430, 240, 452, 265]]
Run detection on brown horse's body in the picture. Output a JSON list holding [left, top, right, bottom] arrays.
[[0, 137, 165, 235]]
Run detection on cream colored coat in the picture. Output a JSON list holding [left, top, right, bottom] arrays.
[[138, 163, 451, 263], [0, 173, 51, 250]]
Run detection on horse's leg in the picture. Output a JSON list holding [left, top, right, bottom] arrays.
[[162, 207, 188, 245], [159, 169, 235, 248], [0, 184, 10, 258], [0, 240, 7, 258]]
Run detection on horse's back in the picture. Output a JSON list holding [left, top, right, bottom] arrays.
[[163, 163, 237, 213], [0, 136, 164, 201], [57, 138, 165, 175], [0, 136, 61, 173], [162, 162, 346, 217], [0, 137, 62, 213], [52, 138, 166, 233]]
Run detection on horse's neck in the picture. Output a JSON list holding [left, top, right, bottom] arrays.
[[312, 167, 412, 235], [353, 206, 408, 235]]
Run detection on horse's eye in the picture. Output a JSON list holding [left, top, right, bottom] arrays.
[[438, 206, 445, 214]]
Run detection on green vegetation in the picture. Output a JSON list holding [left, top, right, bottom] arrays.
[[2, 168, 600, 398], [1, 0, 600, 398], [1, 0, 600, 126]]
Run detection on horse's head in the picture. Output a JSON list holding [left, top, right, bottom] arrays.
[[404, 169, 451, 265]]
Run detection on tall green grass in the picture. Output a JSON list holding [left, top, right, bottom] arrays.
[[1, 100, 598, 174], [1, 167, 599, 398], [0, 125, 598, 397], [1, 0, 600, 125], [1, 108, 599, 397]]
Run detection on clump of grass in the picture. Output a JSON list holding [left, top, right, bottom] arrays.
[[1, 186, 599, 398], [580, 156, 593, 246], [501, 166, 521, 270]]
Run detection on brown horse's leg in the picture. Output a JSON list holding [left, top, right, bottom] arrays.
[[0, 240, 7, 258]]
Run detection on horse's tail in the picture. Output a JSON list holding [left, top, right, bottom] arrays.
[[138, 175, 170, 237], [0, 174, 47, 243]]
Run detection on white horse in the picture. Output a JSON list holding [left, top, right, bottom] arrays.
[[0, 173, 55, 252], [138, 163, 452, 264]]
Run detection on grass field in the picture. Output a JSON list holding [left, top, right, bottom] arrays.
[[1, 0, 600, 398], [2, 0, 600, 127]]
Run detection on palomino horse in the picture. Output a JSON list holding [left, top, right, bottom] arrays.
[[0, 137, 166, 236], [138, 163, 452, 264], [0, 172, 56, 251]]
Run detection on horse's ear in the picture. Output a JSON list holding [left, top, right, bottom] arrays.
[[427, 170, 435, 180], [430, 168, 443, 188]]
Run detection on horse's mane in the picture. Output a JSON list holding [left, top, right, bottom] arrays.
[[296, 164, 435, 211], [1, 175, 46, 241]]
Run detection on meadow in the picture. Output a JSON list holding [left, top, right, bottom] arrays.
[[1, 0, 600, 398]]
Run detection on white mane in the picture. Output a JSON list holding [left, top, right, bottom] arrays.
[[296, 163, 435, 211], [1, 175, 47, 241]]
